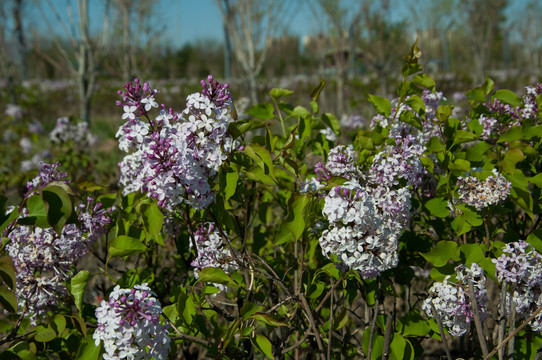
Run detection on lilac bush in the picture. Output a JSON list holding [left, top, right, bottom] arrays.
[[2, 44, 542, 360]]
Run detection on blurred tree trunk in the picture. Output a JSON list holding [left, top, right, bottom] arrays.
[[216, 0, 285, 105], [35, 0, 111, 124], [459, 0, 507, 84]]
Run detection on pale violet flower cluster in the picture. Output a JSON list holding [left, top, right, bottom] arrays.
[[313, 145, 412, 278], [116, 76, 238, 210], [93, 284, 170, 360], [371, 90, 445, 145], [456, 169, 512, 210], [49, 117, 97, 147], [423, 263, 487, 336], [5, 163, 111, 323], [493, 241, 542, 331], [191, 222, 237, 286], [370, 134, 425, 188]]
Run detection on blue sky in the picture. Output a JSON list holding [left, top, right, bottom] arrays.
[[23, 0, 533, 49], [29, 0, 409, 48]]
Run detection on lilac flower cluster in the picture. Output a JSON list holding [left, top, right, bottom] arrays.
[[456, 169, 512, 210], [314, 145, 360, 183], [480, 84, 542, 139], [311, 142, 412, 278], [422, 264, 487, 336], [116, 76, 238, 210], [370, 134, 425, 188], [493, 241, 542, 331], [5, 163, 111, 323], [191, 222, 237, 285], [93, 283, 170, 360], [49, 117, 97, 147], [371, 90, 445, 145]]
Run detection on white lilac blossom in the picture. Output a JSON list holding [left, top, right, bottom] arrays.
[[116, 76, 238, 210], [456, 169, 512, 210], [5, 163, 111, 323], [314, 145, 360, 183], [49, 117, 97, 147], [371, 90, 445, 145], [370, 134, 425, 188], [191, 222, 237, 286], [93, 284, 170, 360], [422, 263, 487, 336], [493, 241, 542, 331], [318, 180, 410, 278]]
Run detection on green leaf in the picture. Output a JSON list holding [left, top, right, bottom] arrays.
[[321, 113, 341, 134], [34, 326, 56, 342], [459, 243, 485, 266], [452, 130, 477, 146], [310, 79, 325, 101], [498, 126, 523, 143], [52, 314, 66, 335], [19, 195, 49, 228], [241, 302, 263, 320], [526, 230, 542, 254], [333, 307, 349, 330], [141, 203, 164, 236], [424, 197, 450, 218], [405, 96, 425, 115], [397, 310, 431, 337], [254, 334, 273, 359], [283, 194, 310, 241], [390, 334, 414, 360], [247, 103, 275, 120], [451, 214, 472, 236], [177, 292, 196, 325], [269, 88, 293, 98], [0, 286, 17, 313], [0, 207, 18, 235], [448, 159, 471, 172], [493, 89, 521, 107], [251, 312, 287, 327], [223, 169, 239, 203], [75, 337, 101, 360], [196, 267, 237, 287], [0, 256, 16, 290], [362, 327, 384, 360], [399, 110, 423, 130], [42, 184, 74, 234], [108, 235, 147, 258], [162, 304, 178, 324], [412, 73, 435, 90], [501, 148, 524, 174], [69, 270, 91, 314], [77, 180, 104, 192], [368, 94, 391, 117], [421, 241, 460, 267], [244, 144, 276, 182]]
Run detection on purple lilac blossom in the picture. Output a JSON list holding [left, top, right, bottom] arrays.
[[49, 117, 97, 147], [191, 222, 237, 288], [116, 77, 238, 210], [6, 164, 111, 323], [93, 283, 171, 360], [493, 241, 542, 331], [456, 169, 512, 210], [422, 263, 487, 336]]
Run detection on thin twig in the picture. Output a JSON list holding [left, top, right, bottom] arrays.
[[429, 302, 453, 360], [469, 279, 489, 358], [163, 311, 212, 347], [299, 294, 325, 356], [367, 279, 382, 360], [498, 282, 507, 360], [327, 278, 335, 360], [381, 311, 394, 360], [485, 302, 542, 360]]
